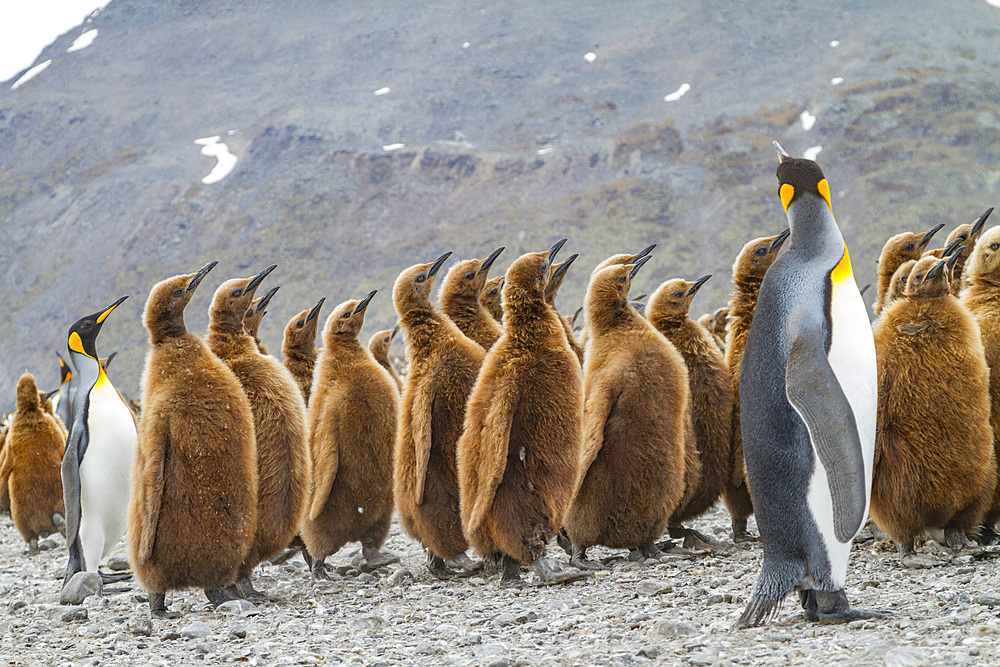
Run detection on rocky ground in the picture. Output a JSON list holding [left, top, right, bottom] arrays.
[[0, 505, 998, 666]]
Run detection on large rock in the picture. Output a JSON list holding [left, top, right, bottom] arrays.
[[59, 572, 102, 606]]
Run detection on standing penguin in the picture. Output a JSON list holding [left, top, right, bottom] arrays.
[[945, 207, 993, 294], [711, 307, 730, 350], [960, 226, 1000, 540], [647, 275, 733, 546], [128, 262, 258, 616], [282, 298, 325, 403], [54, 352, 73, 430], [439, 247, 505, 350], [368, 327, 403, 393], [736, 144, 885, 628], [244, 285, 280, 355], [300, 292, 399, 578], [207, 266, 309, 597], [564, 259, 688, 566], [0, 374, 66, 549], [873, 252, 996, 565], [872, 224, 945, 315], [882, 259, 917, 313], [544, 254, 584, 364], [480, 276, 505, 323], [62, 296, 138, 585], [724, 229, 789, 541], [393, 253, 485, 576], [457, 240, 587, 585]]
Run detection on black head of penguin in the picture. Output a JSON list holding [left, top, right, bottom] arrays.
[[775, 150, 831, 217], [67, 296, 129, 360]]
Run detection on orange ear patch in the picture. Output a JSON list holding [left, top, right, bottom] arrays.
[[817, 178, 833, 212], [780, 183, 795, 213]]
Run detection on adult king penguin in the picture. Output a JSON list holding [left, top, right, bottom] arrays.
[[735, 143, 885, 628], [54, 352, 73, 430], [63, 297, 137, 584]]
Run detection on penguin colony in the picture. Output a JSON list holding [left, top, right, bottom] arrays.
[[3, 145, 1000, 630]]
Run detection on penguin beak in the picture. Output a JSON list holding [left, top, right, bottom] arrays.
[[307, 298, 325, 323], [927, 259, 947, 280], [634, 243, 656, 262], [942, 238, 963, 258], [628, 255, 651, 280], [548, 238, 568, 262], [354, 290, 377, 315], [104, 350, 118, 370], [971, 207, 994, 238], [96, 295, 128, 325], [247, 264, 278, 294], [572, 306, 583, 326], [478, 247, 505, 277], [688, 274, 712, 296], [41, 389, 59, 403], [918, 223, 945, 249], [632, 293, 648, 303], [390, 325, 399, 340], [770, 228, 791, 252], [428, 252, 452, 278], [553, 254, 579, 280], [256, 286, 280, 313], [188, 260, 218, 293], [947, 246, 965, 272], [773, 140, 790, 163]]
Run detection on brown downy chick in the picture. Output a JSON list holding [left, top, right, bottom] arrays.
[[564, 258, 690, 566], [0, 374, 65, 547], [243, 285, 279, 355], [883, 259, 917, 312], [961, 225, 1000, 541], [545, 253, 584, 364], [872, 223, 945, 315], [440, 247, 505, 350], [206, 265, 309, 598], [480, 276, 505, 323], [301, 292, 399, 578], [368, 326, 403, 393], [457, 239, 587, 585], [946, 208, 993, 295], [872, 251, 995, 565], [647, 275, 733, 547], [697, 312, 714, 333], [724, 229, 789, 541], [128, 262, 258, 617], [393, 253, 486, 576], [711, 306, 729, 350], [0, 423, 10, 513], [282, 298, 324, 403], [583, 244, 657, 347]]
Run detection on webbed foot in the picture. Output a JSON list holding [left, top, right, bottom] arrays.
[[149, 592, 180, 619], [531, 556, 588, 586], [445, 552, 483, 574], [100, 570, 132, 584], [555, 528, 573, 555], [360, 545, 399, 572], [236, 578, 270, 601], [499, 554, 523, 587], [204, 586, 239, 608], [427, 553, 461, 579], [311, 558, 334, 581], [569, 545, 605, 571], [815, 589, 890, 624]]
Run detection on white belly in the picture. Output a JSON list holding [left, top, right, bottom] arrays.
[[806, 274, 877, 587], [79, 380, 137, 565]]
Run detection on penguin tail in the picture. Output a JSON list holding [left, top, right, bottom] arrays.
[[733, 561, 799, 629]]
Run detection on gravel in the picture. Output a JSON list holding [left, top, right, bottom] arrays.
[[0, 506, 998, 665]]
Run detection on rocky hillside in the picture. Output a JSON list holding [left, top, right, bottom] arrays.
[[2, 0, 1000, 407]]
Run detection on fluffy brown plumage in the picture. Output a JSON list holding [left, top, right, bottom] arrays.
[[206, 267, 309, 590], [544, 254, 584, 364], [439, 248, 505, 350], [872, 254, 995, 561], [243, 285, 279, 355], [946, 208, 993, 295], [300, 293, 399, 576], [960, 226, 1000, 532], [711, 307, 729, 350], [368, 327, 403, 393], [456, 242, 585, 581], [0, 374, 65, 545], [282, 298, 324, 403], [564, 262, 687, 562], [723, 230, 788, 540], [393, 255, 484, 571], [128, 263, 258, 612], [883, 259, 917, 311], [480, 276, 505, 323], [647, 276, 733, 538], [873, 224, 944, 315]]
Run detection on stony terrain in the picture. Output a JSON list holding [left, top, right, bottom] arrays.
[[1, 504, 998, 666]]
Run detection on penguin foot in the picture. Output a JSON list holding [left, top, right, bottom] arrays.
[[569, 545, 605, 571], [236, 578, 270, 601], [204, 586, 240, 608], [945, 529, 981, 555], [977, 524, 1000, 546], [359, 546, 400, 572], [499, 554, 524, 587], [800, 590, 818, 622], [99, 570, 132, 584], [639, 542, 666, 559], [813, 589, 891, 625], [52, 513, 66, 537], [732, 530, 757, 544], [149, 592, 180, 619], [531, 556, 588, 586], [444, 552, 483, 574], [555, 528, 573, 556], [311, 559, 335, 581], [427, 554, 462, 580], [482, 554, 502, 576]]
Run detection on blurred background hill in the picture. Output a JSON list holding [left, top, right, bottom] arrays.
[[2, 0, 1000, 409]]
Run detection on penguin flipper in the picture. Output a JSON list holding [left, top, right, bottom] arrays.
[[577, 378, 616, 485], [308, 413, 340, 521], [60, 428, 85, 555], [134, 419, 168, 564], [785, 336, 867, 543], [466, 378, 517, 537], [411, 384, 434, 507]]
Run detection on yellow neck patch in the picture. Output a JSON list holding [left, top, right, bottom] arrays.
[[780, 183, 795, 213], [68, 332, 85, 355], [831, 246, 852, 283], [817, 178, 833, 212]]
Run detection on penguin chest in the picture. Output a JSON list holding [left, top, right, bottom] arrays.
[[80, 380, 138, 507]]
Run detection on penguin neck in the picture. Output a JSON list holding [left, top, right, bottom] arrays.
[[68, 351, 102, 423], [587, 299, 645, 337], [504, 288, 560, 334], [441, 293, 490, 326], [647, 310, 687, 333], [206, 327, 258, 359], [400, 305, 452, 352], [325, 333, 363, 354], [283, 338, 317, 363], [149, 313, 188, 344], [786, 199, 845, 259]]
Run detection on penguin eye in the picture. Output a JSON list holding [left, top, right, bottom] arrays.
[[540, 262, 549, 274], [915, 273, 925, 281], [172, 289, 183, 298], [617, 276, 627, 284], [465, 272, 475, 280], [755, 247, 767, 256], [231, 289, 243, 297], [416, 274, 426, 283], [384, 336, 390, 343], [991, 243, 999, 251], [246, 309, 253, 318], [296, 319, 304, 328], [342, 311, 351, 319], [673, 291, 685, 298], [903, 243, 915, 252]]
